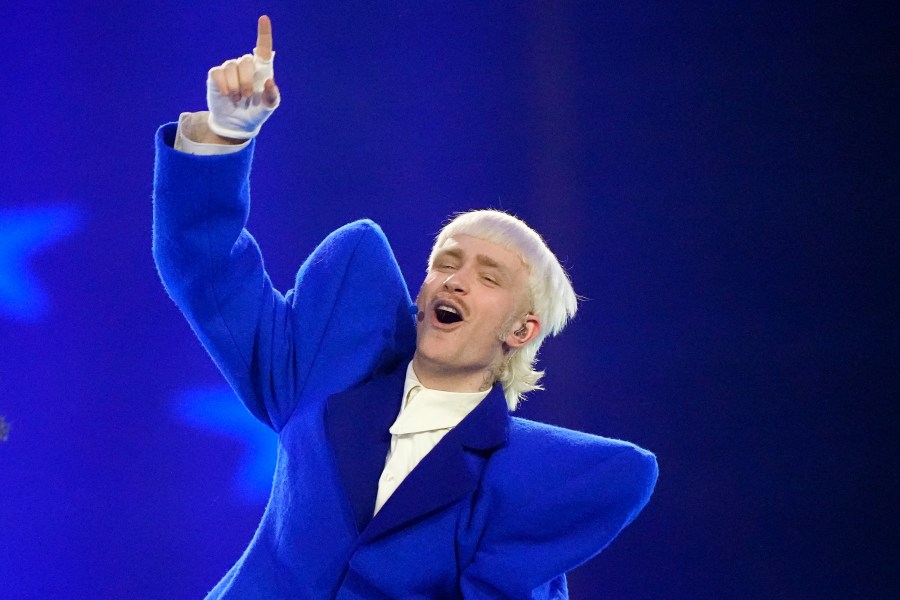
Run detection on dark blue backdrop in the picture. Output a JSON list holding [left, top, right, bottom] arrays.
[[1, 1, 896, 598]]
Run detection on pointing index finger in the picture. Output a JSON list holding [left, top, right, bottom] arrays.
[[255, 15, 273, 60]]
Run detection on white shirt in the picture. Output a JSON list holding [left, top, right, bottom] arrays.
[[373, 363, 488, 515]]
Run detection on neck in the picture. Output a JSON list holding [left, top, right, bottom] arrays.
[[411, 354, 497, 393]]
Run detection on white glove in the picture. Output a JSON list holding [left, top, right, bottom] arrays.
[[205, 17, 280, 140]]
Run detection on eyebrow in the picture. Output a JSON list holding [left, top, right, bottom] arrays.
[[434, 248, 464, 263], [475, 254, 505, 273]]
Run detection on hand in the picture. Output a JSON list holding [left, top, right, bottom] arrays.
[[206, 15, 281, 140]]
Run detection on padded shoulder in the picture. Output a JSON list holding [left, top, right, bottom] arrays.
[[502, 417, 657, 493], [460, 418, 657, 598], [287, 219, 417, 407]]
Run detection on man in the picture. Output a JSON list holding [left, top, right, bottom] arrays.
[[153, 16, 657, 599]]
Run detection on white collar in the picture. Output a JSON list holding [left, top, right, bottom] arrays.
[[390, 362, 489, 435]]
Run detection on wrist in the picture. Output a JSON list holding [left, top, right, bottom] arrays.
[[199, 130, 246, 145]]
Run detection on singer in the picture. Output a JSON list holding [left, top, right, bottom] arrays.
[[153, 16, 656, 599]]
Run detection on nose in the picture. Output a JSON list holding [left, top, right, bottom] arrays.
[[442, 273, 468, 293]]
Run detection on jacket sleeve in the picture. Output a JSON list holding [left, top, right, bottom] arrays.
[[152, 123, 415, 431], [459, 421, 658, 599]]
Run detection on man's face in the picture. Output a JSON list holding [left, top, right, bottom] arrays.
[[413, 234, 536, 390]]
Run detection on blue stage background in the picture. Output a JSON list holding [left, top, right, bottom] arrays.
[[1, 1, 896, 597]]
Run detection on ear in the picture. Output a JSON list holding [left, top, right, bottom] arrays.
[[504, 314, 541, 349]]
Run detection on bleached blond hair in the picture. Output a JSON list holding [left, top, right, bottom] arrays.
[[428, 210, 578, 410]]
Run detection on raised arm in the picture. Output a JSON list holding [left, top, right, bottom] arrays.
[[153, 17, 300, 431], [153, 17, 416, 432]]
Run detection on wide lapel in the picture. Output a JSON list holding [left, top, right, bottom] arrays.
[[325, 365, 406, 534], [358, 384, 510, 545]]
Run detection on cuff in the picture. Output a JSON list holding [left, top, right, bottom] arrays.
[[174, 111, 250, 156]]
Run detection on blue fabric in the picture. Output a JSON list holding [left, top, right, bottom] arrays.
[[153, 122, 658, 599]]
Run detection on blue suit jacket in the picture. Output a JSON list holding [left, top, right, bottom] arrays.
[[153, 123, 657, 599]]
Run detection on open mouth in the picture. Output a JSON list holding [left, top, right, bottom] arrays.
[[434, 303, 464, 324]]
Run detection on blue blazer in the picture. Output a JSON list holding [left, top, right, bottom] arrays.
[[153, 123, 657, 599]]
